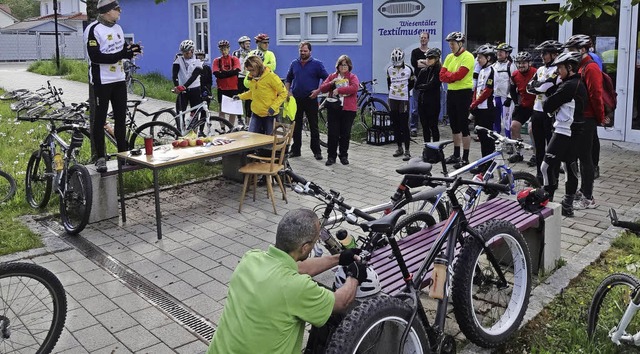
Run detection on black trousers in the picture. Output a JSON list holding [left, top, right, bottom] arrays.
[[530, 110, 554, 181], [542, 133, 579, 197], [93, 81, 128, 157], [446, 89, 472, 136], [577, 118, 597, 199], [326, 109, 356, 159], [418, 96, 440, 142], [474, 107, 496, 157], [291, 96, 322, 155], [389, 99, 410, 150]]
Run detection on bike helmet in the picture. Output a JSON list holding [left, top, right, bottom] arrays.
[[248, 49, 264, 61], [255, 33, 270, 43], [552, 51, 583, 67], [238, 35, 251, 44], [514, 51, 533, 62], [445, 31, 465, 43], [218, 40, 230, 48], [425, 47, 441, 59], [390, 48, 405, 66], [517, 188, 550, 213], [179, 39, 194, 53], [534, 40, 563, 53], [563, 34, 592, 49], [496, 42, 513, 53], [474, 44, 496, 63], [194, 49, 205, 58], [334, 265, 382, 298]]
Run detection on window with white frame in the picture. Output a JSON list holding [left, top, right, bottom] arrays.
[[191, 2, 209, 54], [276, 4, 362, 45]]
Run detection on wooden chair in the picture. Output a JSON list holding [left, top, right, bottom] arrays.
[[238, 121, 295, 214]]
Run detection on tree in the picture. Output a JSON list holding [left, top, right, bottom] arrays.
[[0, 0, 39, 21], [546, 0, 640, 24]]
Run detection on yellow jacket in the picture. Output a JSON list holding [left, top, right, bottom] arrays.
[[238, 67, 287, 117]]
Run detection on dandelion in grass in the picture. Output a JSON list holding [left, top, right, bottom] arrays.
[[13, 160, 18, 165]]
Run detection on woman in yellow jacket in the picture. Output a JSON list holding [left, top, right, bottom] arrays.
[[235, 55, 286, 134]]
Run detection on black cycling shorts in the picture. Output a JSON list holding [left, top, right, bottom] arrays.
[[512, 106, 533, 125]]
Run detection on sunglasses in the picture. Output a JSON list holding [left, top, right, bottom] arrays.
[[113, 7, 121, 12]]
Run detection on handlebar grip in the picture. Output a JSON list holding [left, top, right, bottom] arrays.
[[484, 181, 511, 193], [285, 169, 308, 185], [613, 221, 640, 233]]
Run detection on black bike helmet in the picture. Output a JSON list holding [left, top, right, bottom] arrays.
[[563, 34, 592, 49], [514, 51, 533, 62], [535, 40, 563, 53], [425, 47, 441, 59], [445, 31, 465, 43], [551, 51, 582, 67], [517, 188, 550, 213]]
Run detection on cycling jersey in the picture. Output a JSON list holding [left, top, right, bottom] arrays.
[[471, 66, 495, 110], [260, 49, 276, 71], [543, 74, 587, 137], [386, 64, 415, 101], [440, 49, 474, 90], [213, 55, 241, 91], [232, 48, 251, 78], [527, 64, 561, 112], [492, 60, 516, 98], [510, 68, 537, 109], [173, 55, 202, 89], [84, 20, 127, 86]]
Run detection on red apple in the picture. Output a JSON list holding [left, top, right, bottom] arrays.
[[196, 139, 204, 146], [172, 140, 180, 148], [178, 140, 189, 147]]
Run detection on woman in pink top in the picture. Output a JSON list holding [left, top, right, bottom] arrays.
[[319, 55, 359, 166]]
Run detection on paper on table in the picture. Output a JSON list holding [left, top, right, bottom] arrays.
[[221, 95, 244, 115]]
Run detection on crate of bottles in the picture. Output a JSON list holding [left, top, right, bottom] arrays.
[[366, 128, 395, 146], [371, 111, 392, 128]]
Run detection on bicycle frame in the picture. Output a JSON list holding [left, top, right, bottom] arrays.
[[173, 100, 212, 135]]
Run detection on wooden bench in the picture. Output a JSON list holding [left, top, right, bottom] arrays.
[[369, 197, 561, 295]]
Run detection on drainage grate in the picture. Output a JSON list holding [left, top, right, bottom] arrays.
[[40, 219, 216, 343]]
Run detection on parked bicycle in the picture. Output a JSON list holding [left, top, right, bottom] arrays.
[[586, 208, 640, 350], [152, 92, 234, 137], [0, 167, 16, 204], [318, 79, 390, 131], [123, 59, 146, 98], [316, 174, 532, 353], [0, 261, 67, 353], [21, 111, 93, 235]]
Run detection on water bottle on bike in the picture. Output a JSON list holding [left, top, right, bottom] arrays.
[[463, 174, 483, 201], [336, 229, 357, 249]]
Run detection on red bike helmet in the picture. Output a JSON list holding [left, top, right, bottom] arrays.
[[255, 33, 270, 43], [517, 188, 550, 213]]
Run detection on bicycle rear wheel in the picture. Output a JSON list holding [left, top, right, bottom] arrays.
[[393, 211, 436, 241], [128, 121, 181, 149], [359, 98, 390, 130], [0, 89, 29, 100], [192, 116, 235, 137], [151, 108, 179, 129], [324, 295, 430, 354], [60, 164, 92, 235], [452, 219, 532, 348], [0, 262, 67, 354], [127, 78, 146, 98], [318, 109, 328, 147], [477, 171, 540, 205], [25, 151, 53, 209], [394, 195, 448, 223], [587, 273, 640, 349], [0, 170, 17, 204]]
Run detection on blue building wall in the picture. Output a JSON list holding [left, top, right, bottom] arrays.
[[118, 0, 462, 83]]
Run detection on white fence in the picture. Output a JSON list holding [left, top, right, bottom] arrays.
[[0, 33, 86, 61]]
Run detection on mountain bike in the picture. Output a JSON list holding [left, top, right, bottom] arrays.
[[21, 112, 93, 235], [322, 174, 532, 353], [0, 262, 67, 354], [586, 208, 640, 349], [152, 93, 234, 138], [0, 167, 16, 204], [421, 126, 540, 221], [123, 60, 146, 98], [318, 79, 390, 131]]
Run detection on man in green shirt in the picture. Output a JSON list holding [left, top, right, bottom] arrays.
[[440, 31, 475, 168], [208, 209, 364, 354]]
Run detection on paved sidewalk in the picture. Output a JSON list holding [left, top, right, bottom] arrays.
[[1, 62, 640, 353]]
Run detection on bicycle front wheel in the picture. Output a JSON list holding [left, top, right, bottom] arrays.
[[587, 273, 640, 349], [359, 97, 390, 130], [151, 108, 179, 129], [128, 121, 181, 149], [25, 151, 53, 209], [60, 164, 92, 235], [452, 219, 532, 348], [192, 116, 235, 137], [479, 171, 540, 204], [0, 170, 17, 204], [127, 78, 146, 98], [0, 262, 67, 354], [0, 89, 29, 100], [325, 295, 430, 354], [393, 211, 436, 241]]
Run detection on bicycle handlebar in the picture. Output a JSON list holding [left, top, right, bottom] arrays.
[[415, 174, 512, 193], [475, 126, 532, 150]]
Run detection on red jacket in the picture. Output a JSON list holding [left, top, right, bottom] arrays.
[[319, 71, 359, 112], [213, 55, 241, 91], [578, 56, 605, 124]]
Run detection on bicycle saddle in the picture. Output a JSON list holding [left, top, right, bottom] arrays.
[[425, 140, 454, 151], [360, 209, 406, 234], [396, 157, 432, 175]]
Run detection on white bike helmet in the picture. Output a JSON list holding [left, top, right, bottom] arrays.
[[248, 49, 264, 61], [445, 31, 465, 43], [179, 39, 195, 53], [238, 35, 251, 44], [334, 265, 382, 298], [390, 48, 405, 66]]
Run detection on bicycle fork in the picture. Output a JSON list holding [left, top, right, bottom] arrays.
[[610, 285, 640, 345]]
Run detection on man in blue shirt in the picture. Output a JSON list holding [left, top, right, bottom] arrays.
[[285, 42, 328, 160]]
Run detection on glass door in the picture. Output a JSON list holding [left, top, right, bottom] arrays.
[[627, 5, 640, 142]]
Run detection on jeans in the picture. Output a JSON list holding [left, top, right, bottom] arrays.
[[249, 113, 275, 135], [410, 89, 419, 131]]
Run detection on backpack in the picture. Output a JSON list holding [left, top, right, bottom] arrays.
[[580, 60, 617, 127]]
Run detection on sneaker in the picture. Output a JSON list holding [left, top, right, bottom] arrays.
[[314, 153, 323, 161], [410, 130, 418, 137], [574, 196, 597, 210], [326, 158, 336, 166], [453, 159, 470, 169], [402, 152, 411, 161], [393, 148, 404, 157], [561, 195, 575, 217], [526, 155, 537, 167], [339, 157, 349, 165], [95, 157, 107, 173], [444, 155, 460, 164], [508, 154, 524, 163], [594, 166, 600, 179], [575, 190, 584, 200], [561, 205, 574, 217]]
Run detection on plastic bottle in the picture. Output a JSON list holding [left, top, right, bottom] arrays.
[[464, 174, 483, 201], [336, 229, 357, 249], [53, 153, 63, 171], [429, 254, 447, 299]]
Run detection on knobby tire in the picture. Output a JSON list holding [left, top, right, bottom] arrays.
[[60, 164, 92, 235], [25, 151, 53, 209]]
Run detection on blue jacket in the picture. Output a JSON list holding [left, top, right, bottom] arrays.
[[285, 57, 328, 98]]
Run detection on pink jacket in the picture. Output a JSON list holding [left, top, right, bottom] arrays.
[[319, 71, 359, 112]]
